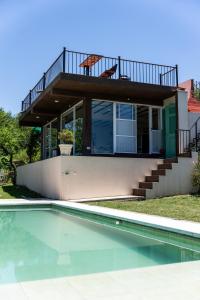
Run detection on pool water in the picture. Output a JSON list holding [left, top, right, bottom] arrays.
[[0, 208, 200, 284]]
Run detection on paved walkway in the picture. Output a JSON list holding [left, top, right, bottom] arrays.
[[0, 261, 200, 300]]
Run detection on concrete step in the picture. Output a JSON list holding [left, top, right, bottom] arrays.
[[139, 182, 153, 189], [157, 163, 172, 170], [145, 175, 159, 182], [133, 188, 146, 197], [76, 195, 144, 202], [152, 169, 166, 176]]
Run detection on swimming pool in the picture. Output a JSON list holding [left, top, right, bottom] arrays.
[[0, 205, 200, 284]]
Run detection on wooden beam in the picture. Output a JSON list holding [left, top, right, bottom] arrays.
[[51, 88, 165, 106], [31, 109, 58, 118]]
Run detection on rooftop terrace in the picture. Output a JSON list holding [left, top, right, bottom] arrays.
[[21, 48, 178, 113]]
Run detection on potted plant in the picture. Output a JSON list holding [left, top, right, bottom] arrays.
[[58, 129, 74, 156]]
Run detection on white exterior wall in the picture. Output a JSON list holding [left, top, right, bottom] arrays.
[[189, 112, 200, 128], [17, 156, 62, 199], [17, 154, 197, 200], [17, 157, 162, 200], [177, 90, 189, 131], [189, 112, 200, 143]]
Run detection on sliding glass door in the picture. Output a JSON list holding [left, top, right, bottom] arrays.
[[91, 100, 113, 154], [91, 100, 162, 155], [114, 103, 137, 153], [91, 100, 137, 154], [137, 106, 149, 154], [150, 107, 162, 153], [62, 102, 83, 155]]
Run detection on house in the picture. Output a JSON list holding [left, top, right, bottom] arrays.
[[17, 48, 198, 200]]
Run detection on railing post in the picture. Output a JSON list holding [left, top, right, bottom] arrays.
[[189, 129, 191, 153], [43, 72, 46, 90], [195, 122, 198, 151], [29, 90, 32, 106], [118, 56, 121, 79], [159, 74, 162, 85], [176, 129, 179, 156], [175, 64, 178, 87], [63, 47, 66, 73]]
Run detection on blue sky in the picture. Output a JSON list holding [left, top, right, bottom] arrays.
[[0, 0, 200, 114]]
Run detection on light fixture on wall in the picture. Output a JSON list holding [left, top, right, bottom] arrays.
[[54, 100, 59, 103], [127, 98, 130, 101], [36, 116, 40, 119]]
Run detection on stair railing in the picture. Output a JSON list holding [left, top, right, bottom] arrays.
[[190, 116, 200, 152], [177, 129, 190, 155]]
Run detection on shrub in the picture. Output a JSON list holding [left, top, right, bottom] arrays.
[[192, 161, 200, 193], [58, 129, 74, 144]]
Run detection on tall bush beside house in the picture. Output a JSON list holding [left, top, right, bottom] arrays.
[[0, 109, 27, 184], [192, 161, 200, 193], [0, 109, 41, 184], [58, 129, 74, 156], [26, 128, 41, 163]]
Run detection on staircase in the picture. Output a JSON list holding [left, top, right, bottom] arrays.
[[176, 117, 200, 157], [189, 132, 200, 152], [132, 158, 178, 199]]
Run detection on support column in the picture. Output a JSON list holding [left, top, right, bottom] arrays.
[[175, 91, 179, 156], [83, 98, 92, 155], [40, 127, 44, 160], [57, 116, 61, 156]]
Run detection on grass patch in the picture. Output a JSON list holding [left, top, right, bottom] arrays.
[[0, 184, 42, 199], [89, 195, 200, 222]]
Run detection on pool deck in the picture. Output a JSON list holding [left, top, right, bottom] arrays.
[[0, 199, 200, 300]]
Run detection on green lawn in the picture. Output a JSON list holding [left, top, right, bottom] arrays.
[[0, 184, 42, 199], [89, 195, 200, 222]]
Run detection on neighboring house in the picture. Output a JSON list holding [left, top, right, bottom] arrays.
[[17, 48, 198, 200]]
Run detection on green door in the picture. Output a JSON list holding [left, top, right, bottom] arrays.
[[163, 103, 176, 158]]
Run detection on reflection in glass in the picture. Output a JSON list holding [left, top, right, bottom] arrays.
[[44, 124, 51, 159], [116, 103, 136, 153], [92, 100, 113, 154], [75, 104, 83, 155], [62, 111, 74, 131], [51, 119, 58, 157]]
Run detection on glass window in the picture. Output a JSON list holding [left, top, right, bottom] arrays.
[[75, 104, 83, 155], [152, 108, 160, 130], [62, 110, 74, 153], [44, 124, 51, 159], [51, 119, 58, 157], [116, 103, 134, 120], [62, 111, 74, 131], [115, 103, 136, 153], [92, 100, 113, 154]]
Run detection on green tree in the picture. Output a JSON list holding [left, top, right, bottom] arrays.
[[26, 128, 41, 163], [0, 110, 26, 183], [0, 109, 41, 184]]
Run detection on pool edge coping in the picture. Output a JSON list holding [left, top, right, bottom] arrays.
[[0, 199, 200, 238]]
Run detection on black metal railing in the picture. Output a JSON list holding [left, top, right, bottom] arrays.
[[177, 129, 191, 155], [189, 116, 200, 152], [21, 48, 178, 112], [178, 116, 200, 155]]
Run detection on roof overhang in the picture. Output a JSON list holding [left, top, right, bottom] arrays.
[[19, 73, 177, 126]]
